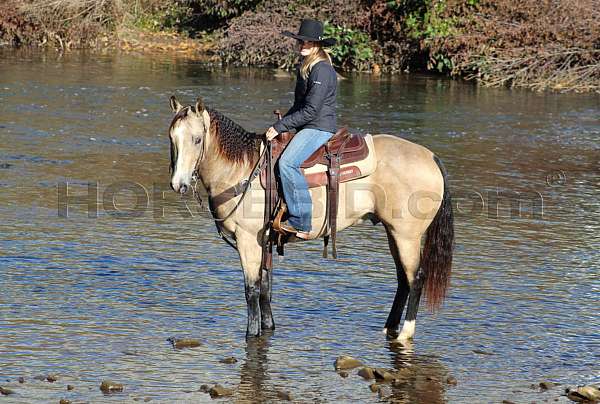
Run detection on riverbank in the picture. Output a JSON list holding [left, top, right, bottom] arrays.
[[0, 0, 598, 90]]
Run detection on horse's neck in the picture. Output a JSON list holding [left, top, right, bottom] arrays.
[[195, 110, 258, 198], [197, 135, 253, 198], [198, 154, 249, 196]]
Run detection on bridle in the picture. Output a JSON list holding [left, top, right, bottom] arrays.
[[187, 134, 268, 250], [190, 141, 267, 224]]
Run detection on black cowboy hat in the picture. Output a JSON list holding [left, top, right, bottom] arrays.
[[282, 19, 336, 47]]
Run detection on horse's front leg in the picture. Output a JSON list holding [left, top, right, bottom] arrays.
[[260, 266, 275, 331], [237, 231, 263, 339]]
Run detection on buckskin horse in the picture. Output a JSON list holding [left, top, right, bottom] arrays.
[[167, 96, 454, 340]]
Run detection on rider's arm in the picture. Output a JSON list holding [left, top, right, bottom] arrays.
[[282, 70, 302, 118]]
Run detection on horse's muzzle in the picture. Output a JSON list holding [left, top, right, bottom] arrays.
[[170, 180, 189, 195]]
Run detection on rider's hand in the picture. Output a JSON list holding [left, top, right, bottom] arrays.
[[266, 126, 279, 141]]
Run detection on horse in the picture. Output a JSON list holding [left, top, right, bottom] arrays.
[[167, 96, 454, 340]]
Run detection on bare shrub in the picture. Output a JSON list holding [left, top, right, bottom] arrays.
[[218, 0, 372, 68], [435, 0, 600, 91], [16, 0, 121, 48], [0, 1, 40, 45]]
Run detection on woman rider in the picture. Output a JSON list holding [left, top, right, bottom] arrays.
[[265, 18, 337, 240]]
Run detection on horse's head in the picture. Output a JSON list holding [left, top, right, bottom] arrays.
[[168, 95, 210, 194]]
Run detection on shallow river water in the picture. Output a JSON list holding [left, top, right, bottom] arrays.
[[0, 49, 599, 403]]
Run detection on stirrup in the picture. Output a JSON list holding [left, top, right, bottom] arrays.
[[279, 222, 311, 240], [272, 202, 287, 233]]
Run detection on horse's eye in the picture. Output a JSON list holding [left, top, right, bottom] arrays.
[[194, 137, 202, 145]]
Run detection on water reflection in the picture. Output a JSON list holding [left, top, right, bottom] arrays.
[[238, 332, 272, 403], [386, 341, 447, 404]]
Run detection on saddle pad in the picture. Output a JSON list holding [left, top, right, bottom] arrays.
[[303, 134, 377, 188]]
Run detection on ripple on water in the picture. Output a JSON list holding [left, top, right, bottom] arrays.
[[0, 49, 598, 403]]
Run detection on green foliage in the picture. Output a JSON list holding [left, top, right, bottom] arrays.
[[131, 0, 260, 34], [395, 0, 458, 72], [131, 1, 193, 33], [323, 22, 374, 70]]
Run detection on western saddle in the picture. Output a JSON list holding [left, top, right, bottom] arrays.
[[260, 111, 370, 270]]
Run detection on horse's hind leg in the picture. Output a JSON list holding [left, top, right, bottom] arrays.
[[383, 226, 410, 338], [399, 265, 425, 341], [387, 231, 423, 341]]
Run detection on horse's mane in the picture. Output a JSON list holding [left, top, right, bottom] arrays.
[[169, 105, 259, 166], [207, 108, 259, 164]]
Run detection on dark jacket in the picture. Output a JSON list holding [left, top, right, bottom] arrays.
[[273, 61, 337, 134]]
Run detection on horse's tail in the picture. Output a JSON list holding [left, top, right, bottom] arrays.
[[422, 155, 454, 311]]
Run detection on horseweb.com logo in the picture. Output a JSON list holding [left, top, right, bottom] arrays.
[[57, 180, 545, 221]]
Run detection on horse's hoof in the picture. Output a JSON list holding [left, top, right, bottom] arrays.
[[397, 332, 414, 342], [245, 331, 261, 339], [397, 320, 415, 341], [385, 328, 399, 339]]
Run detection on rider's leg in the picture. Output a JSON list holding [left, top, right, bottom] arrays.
[[278, 128, 333, 233]]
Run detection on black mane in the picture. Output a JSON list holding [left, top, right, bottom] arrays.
[[207, 108, 258, 164]]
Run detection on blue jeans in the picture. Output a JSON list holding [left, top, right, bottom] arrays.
[[278, 128, 334, 232]]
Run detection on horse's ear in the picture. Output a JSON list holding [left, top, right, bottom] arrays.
[[195, 97, 205, 114], [170, 95, 183, 113]]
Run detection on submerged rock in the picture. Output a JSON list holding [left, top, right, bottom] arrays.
[[208, 384, 233, 398], [334, 356, 363, 370], [502, 400, 516, 404], [446, 376, 458, 386], [358, 367, 375, 380], [539, 381, 555, 391], [219, 357, 237, 364], [0, 387, 15, 396], [338, 371, 349, 378], [167, 337, 201, 349], [472, 349, 494, 355], [18, 377, 25, 384], [67, 385, 74, 391], [566, 385, 600, 402], [122, 350, 142, 356], [275, 390, 292, 401], [199, 384, 210, 393], [373, 368, 395, 382], [100, 380, 124, 393], [34, 375, 46, 381]]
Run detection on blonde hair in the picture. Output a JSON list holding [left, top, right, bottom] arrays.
[[300, 45, 333, 80]]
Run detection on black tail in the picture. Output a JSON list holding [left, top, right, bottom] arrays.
[[422, 155, 454, 311]]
